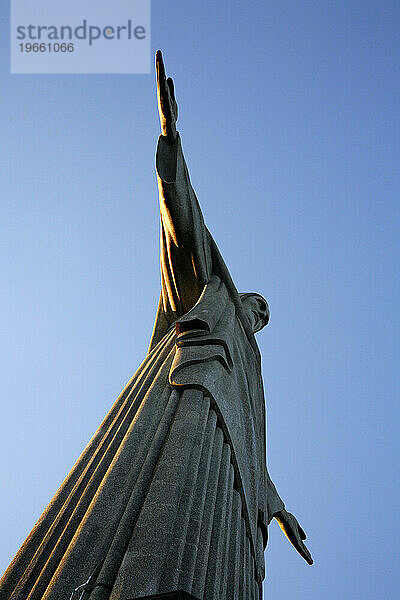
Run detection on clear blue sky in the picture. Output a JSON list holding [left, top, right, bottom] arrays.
[[1, 2, 399, 598]]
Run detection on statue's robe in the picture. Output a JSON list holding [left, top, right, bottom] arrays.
[[0, 135, 284, 600]]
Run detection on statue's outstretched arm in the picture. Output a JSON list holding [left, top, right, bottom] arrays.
[[155, 51, 212, 317]]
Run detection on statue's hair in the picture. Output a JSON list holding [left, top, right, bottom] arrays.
[[239, 292, 270, 328]]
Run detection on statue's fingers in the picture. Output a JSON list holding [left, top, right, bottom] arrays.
[[167, 77, 178, 120], [156, 51, 174, 130], [156, 50, 165, 78], [167, 77, 175, 100], [156, 50, 168, 93], [297, 539, 313, 565]]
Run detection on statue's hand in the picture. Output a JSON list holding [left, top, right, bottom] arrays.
[[156, 50, 178, 144], [274, 509, 313, 565]]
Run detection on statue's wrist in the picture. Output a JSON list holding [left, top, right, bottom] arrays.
[[273, 508, 286, 520], [162, 124, 177, 145]]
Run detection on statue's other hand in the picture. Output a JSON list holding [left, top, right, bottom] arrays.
[[156, 50, 178, 144], [274, 509, 313, 565]]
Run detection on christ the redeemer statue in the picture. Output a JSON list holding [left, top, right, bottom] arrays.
[[0, 51, 312, 600]]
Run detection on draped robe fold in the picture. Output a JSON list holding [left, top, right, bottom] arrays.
[[0, 134, 284, 600]]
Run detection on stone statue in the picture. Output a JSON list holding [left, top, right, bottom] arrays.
[[0, 51, 312, 600]]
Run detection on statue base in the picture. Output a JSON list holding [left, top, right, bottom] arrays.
[[128, 592, 199, 600]]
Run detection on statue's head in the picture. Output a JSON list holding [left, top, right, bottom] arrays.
[[240, 292, 270, 333]]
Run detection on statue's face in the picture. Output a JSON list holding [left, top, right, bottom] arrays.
[[241, 294, 270, 333]]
